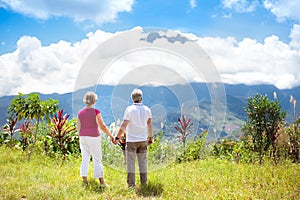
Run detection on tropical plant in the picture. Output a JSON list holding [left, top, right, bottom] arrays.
[[2, 116, 19, 147], [174, 115, 193, 158], [7, 93, 59, 160], [19, 121, 34, 151], [243, 94, 286, 164], [48, 109, 76, 160]]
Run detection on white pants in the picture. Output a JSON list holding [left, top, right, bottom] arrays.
[[79, 136, 104, 178]]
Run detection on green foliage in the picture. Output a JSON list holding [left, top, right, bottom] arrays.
[[286, 117, 300, 162], [243, 94, 286, 163], [101, 134, 124, 168], [177, 130, 208, 162], [7, 92, 59, 160], [19, 121, 34, 151], [212, 138, 256, 163], [8, 93, 58, 122], [1, 116, 19, 147], [7, 93, 26, 121], [48, 109, 76, 160], [148, 131, 176, 164]]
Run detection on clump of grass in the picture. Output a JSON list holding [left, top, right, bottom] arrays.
[[1, 147, 299, 199]]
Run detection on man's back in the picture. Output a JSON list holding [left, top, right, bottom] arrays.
[[124, 103, 152, 142]]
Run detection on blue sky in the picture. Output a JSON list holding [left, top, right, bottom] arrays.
[[0, 0, 295, 54], [0, 0, 300, 96]]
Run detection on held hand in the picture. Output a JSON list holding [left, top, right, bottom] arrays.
[[110, 136, 116, 144], [148, 137, 153, 145], [112, 136, 118, 145]]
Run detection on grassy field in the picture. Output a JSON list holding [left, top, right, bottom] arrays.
[[1, 146, 299, 200]]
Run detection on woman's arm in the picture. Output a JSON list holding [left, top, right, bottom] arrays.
[[96, 114, 114, 141]]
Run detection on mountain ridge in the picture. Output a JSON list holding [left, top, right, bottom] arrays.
[[1, 83, 299, 139]]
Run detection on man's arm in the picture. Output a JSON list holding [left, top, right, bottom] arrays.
[[147, 118, 153, 144], [114, 120, 129, 144]]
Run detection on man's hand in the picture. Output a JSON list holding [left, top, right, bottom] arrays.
[[148, 136, 153, 145]]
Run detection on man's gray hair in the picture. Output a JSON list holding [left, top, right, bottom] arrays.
[[131, 88, 143, 103]]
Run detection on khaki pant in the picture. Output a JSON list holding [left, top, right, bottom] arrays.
[[126, 141, 148, 187]]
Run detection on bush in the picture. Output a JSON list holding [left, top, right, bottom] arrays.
[[177, 130, 208, 162], [148, 131, 176, 164]]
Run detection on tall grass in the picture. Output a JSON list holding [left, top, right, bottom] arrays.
[[1, 146, 299, 200]]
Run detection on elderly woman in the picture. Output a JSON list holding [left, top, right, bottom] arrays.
[[76, 91, 114, 187]]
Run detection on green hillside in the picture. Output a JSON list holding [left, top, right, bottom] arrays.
[[0, 83, 299, 141]]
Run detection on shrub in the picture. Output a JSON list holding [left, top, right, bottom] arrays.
[[243, 94, 286, 164], [177, 130, 208, 162], [47, 109, 76, 160], [19, 121, 34, 151], [148, 131, 176, 164], [212, 137, 256, 163], [286, 118, 300, 162]]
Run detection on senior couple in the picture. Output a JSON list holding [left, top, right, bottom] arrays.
[[76, 89, 153, 188]]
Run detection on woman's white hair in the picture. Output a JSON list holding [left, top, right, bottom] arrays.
[[83, 91, 98, 105]]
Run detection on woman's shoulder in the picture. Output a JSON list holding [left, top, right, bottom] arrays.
[[78, 107, 100, 114], [78, 108, 86, 114], [95, 108, 100, 115]]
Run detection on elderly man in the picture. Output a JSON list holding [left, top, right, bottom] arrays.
[[115, 88, 153, 188]]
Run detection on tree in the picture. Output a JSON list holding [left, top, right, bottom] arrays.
[[243, 94, 286, 163], [7, 93, 59, 160]]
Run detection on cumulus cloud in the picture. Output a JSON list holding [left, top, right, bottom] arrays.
[[0, 0, 134, 24], [0, 30, 114, 96], [289, 24, 300, 49], [263, 0, 300, 22], [198, 34, 300, 89], [0, 27, 300, 97], [221, 0, 259, 13], [221, 0, 300, 22]]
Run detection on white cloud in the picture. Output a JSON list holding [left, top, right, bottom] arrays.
[[0, 27, 300, 97], [189, 0, 197, 9], [221, 0, 300, 22], [221, 0, 259, 13], [198, 33, 300, 89], [0, 30, 114, 96], [0, 0, 134, 24], [289, 24, 300, 49], [263, 0, 300, 22]]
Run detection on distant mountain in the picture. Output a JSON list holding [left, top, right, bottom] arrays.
[[1, 83, 299, 140]]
